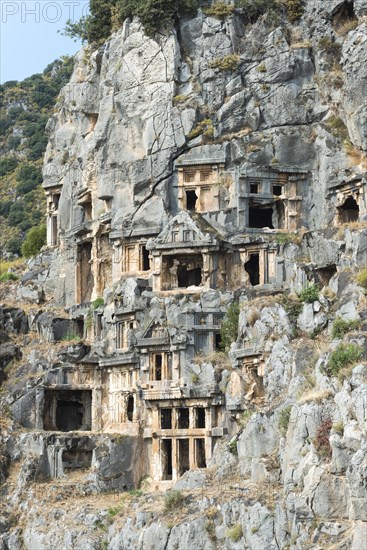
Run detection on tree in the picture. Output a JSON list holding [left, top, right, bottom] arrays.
[[220, 302, 240, 351], [21, 224, 46, 258], [62, 0, 199, 42], [16, 164, 43, 194]]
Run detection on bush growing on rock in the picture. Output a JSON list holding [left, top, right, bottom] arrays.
[[63, 0, 199, 41], [203, 2, 236, 17], [326, 343, 363, 376], [209, 54, 240, 71], [220, 302, 240, 351], [0, 273, 18, 282], [187, 119, 214, 140], [164, 490, 184, 511], [331, 318, 359, 339], [278, 405, 292, 435], [356, 268, 367, 290], [226, 523, 243, 542], [239, 0, 277, 22], [298, 284, 319, 303]]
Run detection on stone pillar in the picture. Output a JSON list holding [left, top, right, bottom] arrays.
[[92, 388, 103, 431], [172, 437, 178, 481], [35, 387, 44, 429]]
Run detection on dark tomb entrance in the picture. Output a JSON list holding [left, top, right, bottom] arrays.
[[338, 196, 359, 223], [245, 253, 260, 286], [186, 190, 198, 211], [127, 394, 134, 422], [141, 245, 151, 271], [44, 389, 92, 432], [178, 265, 202, 287], [249, 207, 274, 229]]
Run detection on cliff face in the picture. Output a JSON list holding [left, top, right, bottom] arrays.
[[36, 0, 367, 306], [1, 2, 367, 550]]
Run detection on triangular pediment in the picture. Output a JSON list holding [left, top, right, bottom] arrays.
[[141, 319, 169, 340], [150, 211, 218, 248]]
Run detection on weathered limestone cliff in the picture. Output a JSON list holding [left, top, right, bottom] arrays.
[[1, 1, 367, 549]]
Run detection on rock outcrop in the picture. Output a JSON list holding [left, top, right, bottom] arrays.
[[1, 2, 367, 549]]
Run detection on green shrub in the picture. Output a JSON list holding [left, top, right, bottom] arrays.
[[275, 233, 293, 245], [63, 0, 199, 41], [209, 54, 240, 71], [298, 284, 319, 303], [61, 333, 82, 342], [280, 295, 303, 324], [331, 318, 359, 339], [284, 0, 304, 22], [0, 272, 19, 282], [187, 119, 214, 140], [107, 505, 122, 517], [318, 37, 342, 55], [226, 523, 243, 542], [6, 237, 22, 256], [164, 490, 184, 511], [220, 302, 240, 351], [173, 94, 188, 105], [239, 0, 276, 22], [278, 405, 292, 435], [16, 164, 43, 194], [326, 343, 363, 376], [228, 438, 238, 455], [21, 224, 46, 258], [203, 2, 235, 17], [91, 297, 104, 310], [356, 268, 367, 290]]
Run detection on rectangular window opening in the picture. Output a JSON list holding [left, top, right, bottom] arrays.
[[195, 408, 206, 429], [249, 207, 274, 229], [214, 333, 222, 351], [95, 313, 102, 341], [186, 190, 198, 211], [273, 185, 282, 196], [161, 439, 173, 480], [161, 408, 172, 429], [177, 438, 190, 476], [141, 245, 150, 271], [177, 408, 189, 429], [195, 438, 206, 469], [154, 354, 162, 381]]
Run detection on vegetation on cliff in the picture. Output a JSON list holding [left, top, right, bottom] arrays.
[[63, 0, 304, 43], [0, 57, 74, 257]]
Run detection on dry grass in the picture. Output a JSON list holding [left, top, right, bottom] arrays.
[[193, 351, 231, 369], [0, 259, 25, 277], [217, 126, 252, 143], [336, 220, 367, 240], [344, 142, 367, 170], [335, 19, 358, 36], [298, 389, 334, 405], [290, 40, 311, 50], [247, 307, 260, 326], [246, 142, 262, 153]]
